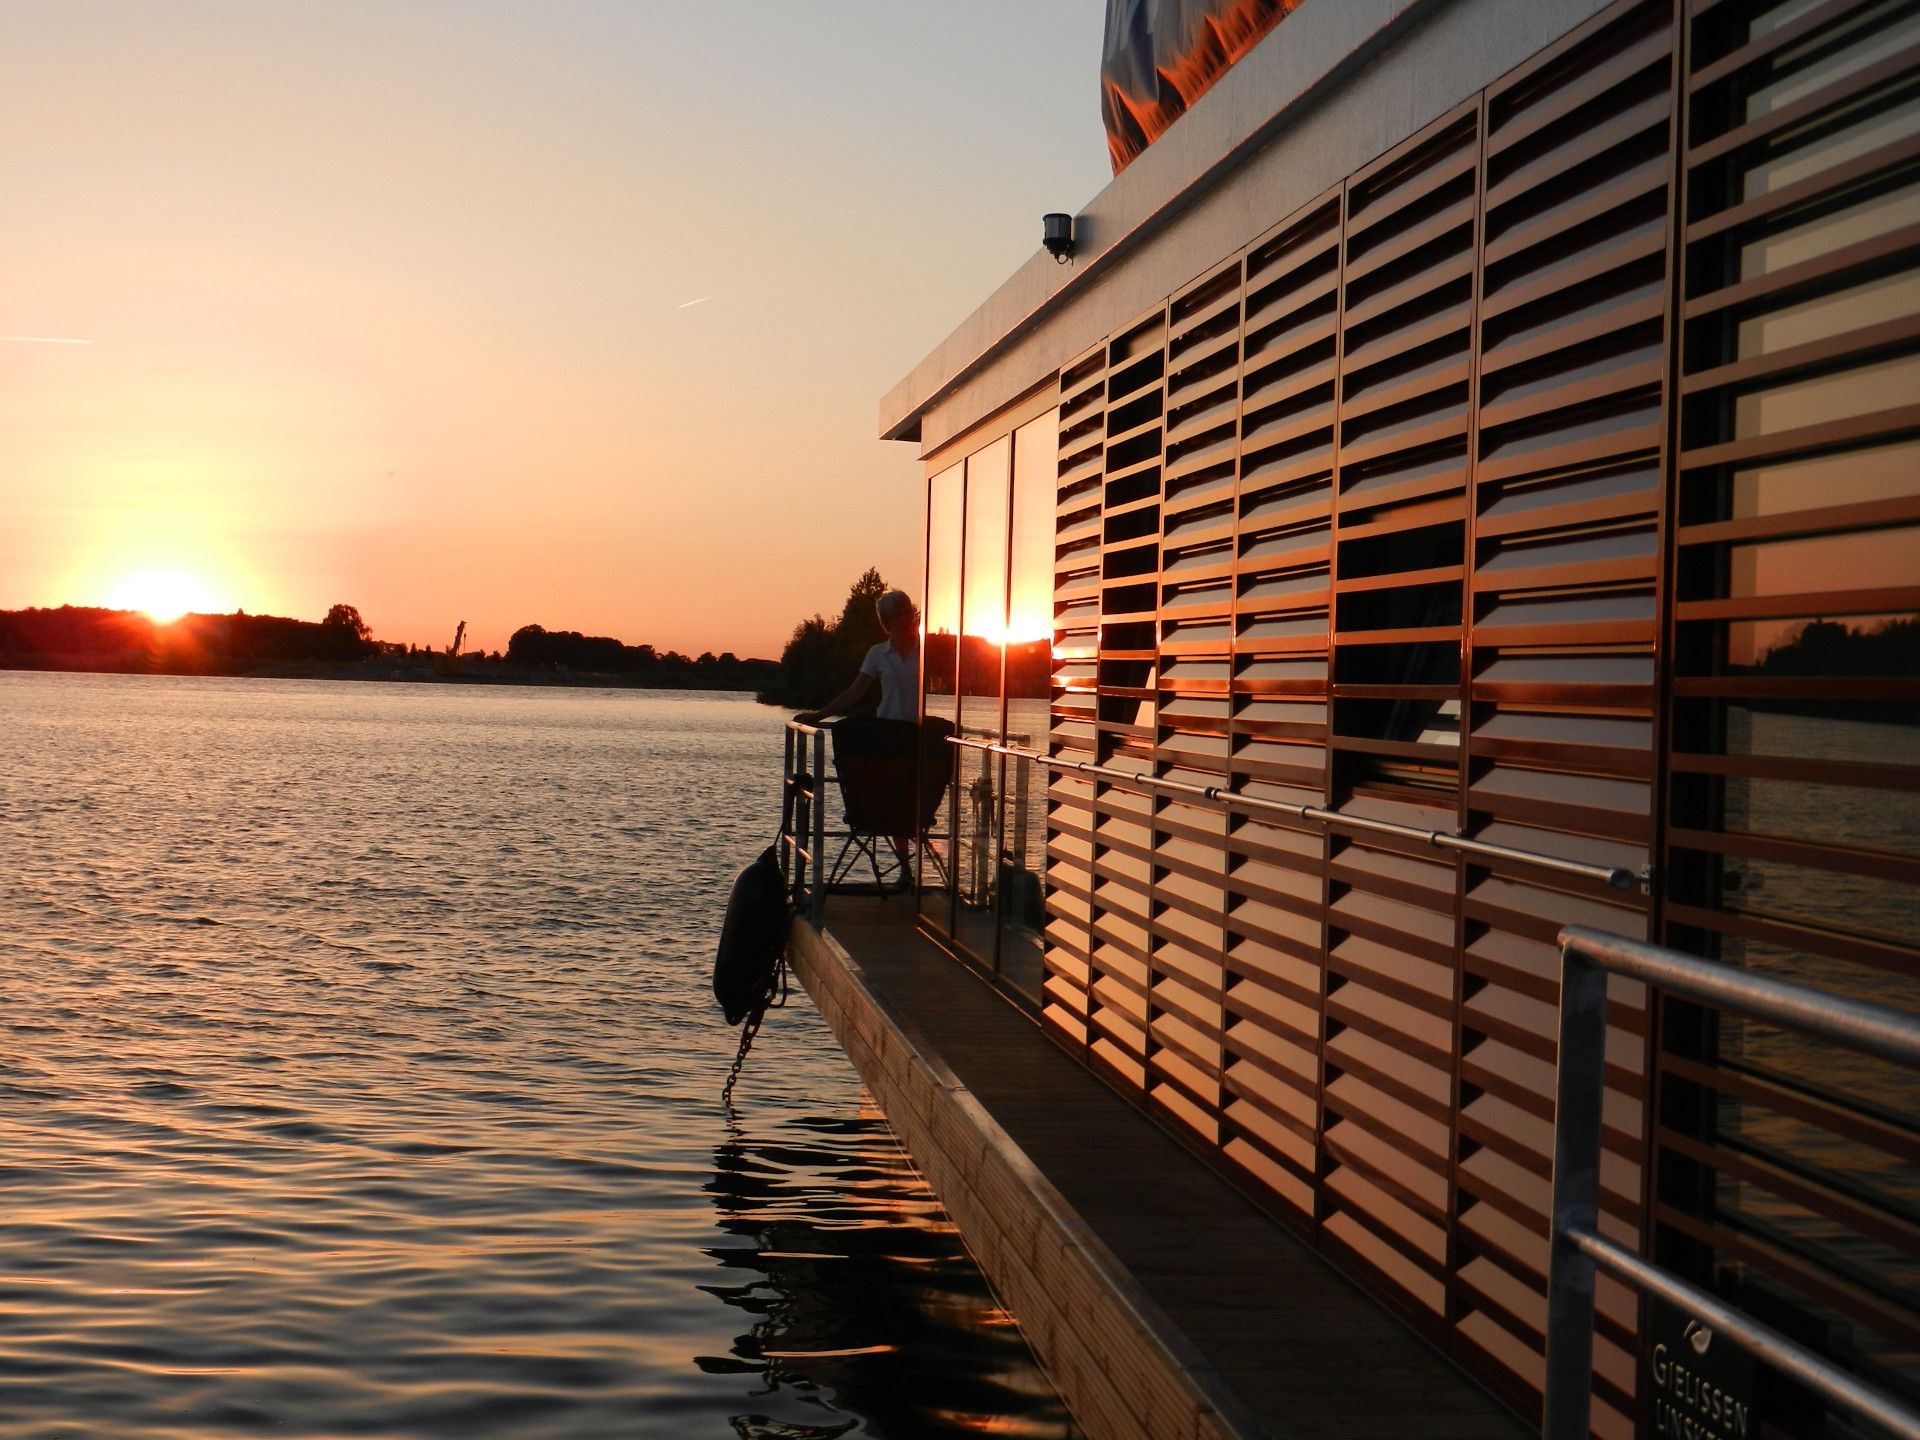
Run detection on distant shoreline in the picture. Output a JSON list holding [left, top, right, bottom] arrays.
[[0, 606, 780, 697], [1, 659, 777, 697]]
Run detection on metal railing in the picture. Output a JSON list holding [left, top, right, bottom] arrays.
[[1544, 925, 1920, 1440], [948, 736, 1649, 892], [780, 722, 1042, 928], [779, 721, 829, 927]]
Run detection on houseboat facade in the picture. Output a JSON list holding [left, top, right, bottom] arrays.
[[842, 0, 1919, 1435]]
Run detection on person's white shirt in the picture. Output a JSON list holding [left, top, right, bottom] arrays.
[[859, 640, 919, 722]]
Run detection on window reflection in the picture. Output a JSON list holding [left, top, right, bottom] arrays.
[[1737, 274, 1920, 355], [953, 440, 1010, 957], [1733, 355, 1920, 439], [920, 464, 963, 922], [1742, 55, 1918, 182], [1673, 8, 1920, 1399], [1698, 614, 1920, 678], [999, 412, 1059, 1003], [1716, 441, 1920, 515], [1737, 182, 1920, 276], [959, 440, 1010, 728], [1723, 519, 1917, 620], [918, 412, 1061, 996], [924, 464, 963, 706]]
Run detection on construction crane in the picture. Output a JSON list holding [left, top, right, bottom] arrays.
[[436, 620, 467, 677]]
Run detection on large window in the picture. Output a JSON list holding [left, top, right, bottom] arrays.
[[950, 439, 1010, 959], [1666, 0, 1920, 1411], [919, 463, 963, 923], [1000, 411, 1060, 1002], [917, 406, 1058, 996]]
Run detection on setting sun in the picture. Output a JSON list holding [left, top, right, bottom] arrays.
[[963, 613, 1053, 648], [103, 568, 228, 624]]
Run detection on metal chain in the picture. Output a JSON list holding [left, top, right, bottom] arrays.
[[720, 1005, 764, 1117], [719, 943, 790, 1116]]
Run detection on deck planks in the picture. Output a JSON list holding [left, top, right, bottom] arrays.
[[796, 898, 1530, 1440]]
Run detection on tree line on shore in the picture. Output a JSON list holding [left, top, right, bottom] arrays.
[[0, 604, 379, 674], [755, 568, 1051, 709], [504, 624, 773, 688], [0, 604, 776, 691], [1747, 615, 1920, 724], [19, 588, 1903, 719]]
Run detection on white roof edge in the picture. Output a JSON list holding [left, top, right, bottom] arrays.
[[877, 0, 1443, 446]]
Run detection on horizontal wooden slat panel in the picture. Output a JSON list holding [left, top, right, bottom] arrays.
[[978, 3, 1917, 1429]]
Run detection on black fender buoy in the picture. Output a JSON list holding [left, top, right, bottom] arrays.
[[713, 847, 791, 1025]]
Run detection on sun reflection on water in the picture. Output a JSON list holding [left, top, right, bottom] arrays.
[[0, 673, 1077, 1439]]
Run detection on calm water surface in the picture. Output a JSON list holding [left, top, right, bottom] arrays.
[[0, 672, 1074, 1439]]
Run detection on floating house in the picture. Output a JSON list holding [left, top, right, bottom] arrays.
[[784, 1, 1920, 1435]]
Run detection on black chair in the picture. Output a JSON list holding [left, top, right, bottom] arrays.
[[825, 715, 955, 894]]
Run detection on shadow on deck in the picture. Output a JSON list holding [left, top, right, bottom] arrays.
[[788, 895, 1530, 1440]]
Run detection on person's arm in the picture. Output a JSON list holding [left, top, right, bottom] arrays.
[[795, 671, 875, 726]]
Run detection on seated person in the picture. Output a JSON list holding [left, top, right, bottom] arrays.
[[796, 590, 924, 879], [796, 589, 920, 726]]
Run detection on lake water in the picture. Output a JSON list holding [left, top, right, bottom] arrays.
[[0, 672, 1075, 1439]]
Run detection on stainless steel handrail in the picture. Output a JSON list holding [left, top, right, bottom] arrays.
[[948, 734, 1646, 892], [1544, 925, 1920, 1440], [779, 721, 829, 926]]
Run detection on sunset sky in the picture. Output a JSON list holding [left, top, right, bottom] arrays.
[[1, 2, 1111, 658]]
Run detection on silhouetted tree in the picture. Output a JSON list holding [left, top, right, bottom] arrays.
[[320, 603, 374, 659], [1745, 614, 1920, 724], [757, 568, 893, 707], [323, 604, 370, 643]]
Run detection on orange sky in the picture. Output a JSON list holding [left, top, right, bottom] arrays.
[[0, 3, 1110, 658]]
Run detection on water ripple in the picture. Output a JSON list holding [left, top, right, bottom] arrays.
[[0, 673, 1076, 1439]]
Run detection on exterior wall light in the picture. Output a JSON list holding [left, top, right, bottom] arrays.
[[1042, 212, 1074, 263]]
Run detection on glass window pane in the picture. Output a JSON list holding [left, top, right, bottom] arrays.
[[960, 437, 1011, 734], [954, 439, 1010, 956], [1718, 441, 1920, 516], [1737, 272, 1920, 356], [1677, 26, 1920, 1387], [924, 463, 963, 714], [1009, 412, 1059, 712], [1001, 411, 1059, 1003], [1733, 355, 1920, 439], [920, 463, 963, 919]]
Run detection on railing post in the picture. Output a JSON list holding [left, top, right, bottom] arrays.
[[780, 724, 796, 886], [810, 727, 827, 927], [1013, 744, 1031, 869], [972, 743, 992, 905], [793, 737, 811, 910], [1544, 930, 1609, 1440]]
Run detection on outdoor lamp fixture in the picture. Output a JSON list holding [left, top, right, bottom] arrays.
[[1042, 212, 1074, 263]]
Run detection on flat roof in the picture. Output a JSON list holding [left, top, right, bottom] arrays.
[[879, 0, 1611, 452], [878, 0, 1438, 446]]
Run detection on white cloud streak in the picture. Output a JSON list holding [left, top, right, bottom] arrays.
[[2, 335, 94, 345], [674, 296, 713, 310]]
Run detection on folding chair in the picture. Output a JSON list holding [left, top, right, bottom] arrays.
[[825, 715, 954, 895]]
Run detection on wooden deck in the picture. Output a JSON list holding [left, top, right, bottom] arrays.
[[793, 896, 1531, 1440]]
